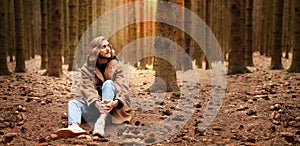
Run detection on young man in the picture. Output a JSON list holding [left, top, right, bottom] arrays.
[[56, 36, 132, 138]]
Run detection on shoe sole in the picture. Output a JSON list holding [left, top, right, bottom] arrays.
[[93, 132, 105, 138], [56, 129, 87, 138]]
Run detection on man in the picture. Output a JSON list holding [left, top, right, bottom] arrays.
[[56, 36, 132, 138]]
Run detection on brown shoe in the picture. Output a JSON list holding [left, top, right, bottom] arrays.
[[56, 125, 87, 138]]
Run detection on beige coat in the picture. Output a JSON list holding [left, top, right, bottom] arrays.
[[79, 58, 132, 124]]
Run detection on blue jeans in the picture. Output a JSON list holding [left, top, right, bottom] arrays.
[[67, 80, 115, 126]]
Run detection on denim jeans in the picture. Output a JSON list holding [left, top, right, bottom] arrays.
[[67, 80, 115, 126]]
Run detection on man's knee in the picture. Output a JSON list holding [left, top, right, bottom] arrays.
[[68, 99, 82, 106], [103, 80, 115, 88]]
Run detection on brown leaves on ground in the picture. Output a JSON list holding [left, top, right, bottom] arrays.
[[0, 54, 299, 145]]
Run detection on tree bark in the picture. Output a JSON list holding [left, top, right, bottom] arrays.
[[63, 0, 69, 65], [47, 0, 63, 77], [288, 0, 300, 72], [0, 0, 10, 75], [227, 0, 249, 75], [14, 0, 26, 73], [245, 0, 254, 66], [68, 0, 79, 71], [40, 0, 48, 69], [152, 0, 179, 92], [270, 0, 284, 70]]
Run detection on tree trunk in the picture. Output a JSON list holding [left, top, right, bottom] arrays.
[[284, 0, 292, 59], [47, 0, 63, 77], [227, 0, 249, 75], [190, 0, 203, 69], [68, 0, 79, 71], [63, 0, 69, 65], [288, 0, 300, 72], [182, 0, 193, 71], [7, 0, 15, 63], [266, 0, 273, 57], [270, 0, 283, 70], [14, 0, 26, 73], [0, 0, 10, 75], [45, 0, 51, 72], [40, 0, 48, 69], [152, 0, 179, 92], [204, 0, 211, 69], [30, 1, 36, 59], [245, 0, 254, 66]]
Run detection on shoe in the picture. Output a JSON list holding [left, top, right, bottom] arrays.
[[93, 118, 105, 138], [56, 124, 87, 138]]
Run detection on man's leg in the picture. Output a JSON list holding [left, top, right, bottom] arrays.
[[68, 99, 85, 125], [94, 80, 115, 137], [102, 80, 115, 100], [57, 100, 90, 138]]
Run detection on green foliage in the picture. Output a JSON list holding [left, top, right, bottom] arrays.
[[9, 73, 16, 77], [283, 70, 289, 75]]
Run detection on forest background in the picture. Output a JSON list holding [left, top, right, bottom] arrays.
[[0, 0, 300, 145]]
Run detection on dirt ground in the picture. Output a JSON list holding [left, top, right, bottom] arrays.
[[0, 53, 299, 146]]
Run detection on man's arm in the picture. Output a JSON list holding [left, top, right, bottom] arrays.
[[110, 60, 132, 123], [80, 65, 99, 107]]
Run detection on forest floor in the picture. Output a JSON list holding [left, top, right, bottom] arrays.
[[0, 53, 300, 146]]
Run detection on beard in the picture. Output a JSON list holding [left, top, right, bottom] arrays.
[[98, 53, 111, 59]]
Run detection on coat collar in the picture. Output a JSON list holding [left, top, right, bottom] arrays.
[[94, 60, 116, 82]]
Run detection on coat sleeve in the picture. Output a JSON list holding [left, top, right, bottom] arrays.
[[80, 65, 99, 107], [111, 61, 133, 124]]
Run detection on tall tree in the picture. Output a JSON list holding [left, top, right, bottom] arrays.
[[40, 0, 48, 69], [227, 0, 249, 74], [14, 0, 26, 73], [270, 0, 284, 69], [68, 0, 79, 71], [245, 0, 254, 66], [288, 0, 300, 72], [190, 0, 204, 69], [46, 0, 63, 77], [152, 0, 179, 92], [78, 0, 87, 40], [182, 0, 193, 71], [283, 0, 292, 59], [204, 0, 211, 69], [0, 0, 10, 75], [7, 0, 16, 63], [63, 0, 69, 65]]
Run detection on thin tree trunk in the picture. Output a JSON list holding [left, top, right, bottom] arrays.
[[191, 0, 203, 69], [47, 0, 63, 77], [227, 0, 250, 75], [270, 0, 283, 70], [152, 0, 179, 92], [288, 0, 300, 72], [30, 1, 36, 59], [63, 0, 69, 65], [14, 0, 26, 73], [204, 0, 211, 69], [183, 0, 193, 71], [40, 0, 48, 69], [245, 0, 254, 66], [0, 0, 10, 75], [68, 0, 79, 71], [8, 0, 15, 63]]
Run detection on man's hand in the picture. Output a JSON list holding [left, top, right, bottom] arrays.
[[95, 100, 118, 114]]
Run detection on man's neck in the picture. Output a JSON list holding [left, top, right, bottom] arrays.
[[97, 58, 108, 65]]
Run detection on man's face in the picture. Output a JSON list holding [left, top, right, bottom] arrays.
[[98, 40, 112, 59]]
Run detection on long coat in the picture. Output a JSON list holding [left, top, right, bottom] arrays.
[[79, 50, 132, 124]]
